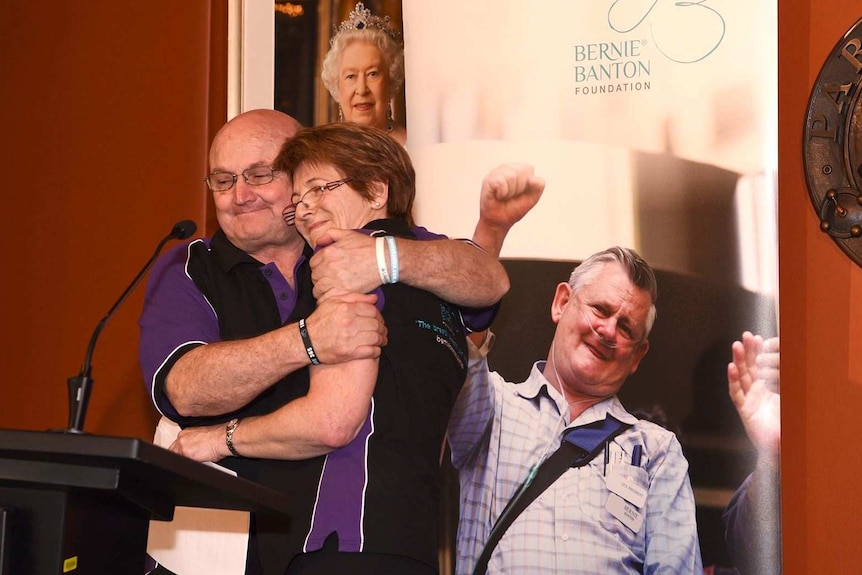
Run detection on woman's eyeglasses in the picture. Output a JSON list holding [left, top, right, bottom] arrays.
[[282, 178, 353, 226]]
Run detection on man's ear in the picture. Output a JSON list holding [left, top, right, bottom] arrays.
[[629, 339, 650, 374], [370, 180, 389, 209], [550, 282, 573, 324]]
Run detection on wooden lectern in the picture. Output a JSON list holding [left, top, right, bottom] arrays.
[[0, 429, 291, 575]]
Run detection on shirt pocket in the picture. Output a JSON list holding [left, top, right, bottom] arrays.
[[576, 455, 646, 553]]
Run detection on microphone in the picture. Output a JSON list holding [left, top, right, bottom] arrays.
[[169, 220, 197, 241], [65, 219, 197, 433]]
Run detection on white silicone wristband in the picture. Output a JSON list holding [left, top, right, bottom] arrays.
[[376, 236, 391, 284], [385, 236, 399, 283]]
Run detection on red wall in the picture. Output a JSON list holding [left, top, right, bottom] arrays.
[[779, 2, 862, 573], [0, 1, 226, 440]]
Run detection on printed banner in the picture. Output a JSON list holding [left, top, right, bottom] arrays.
[[402, 1, 778, 571]]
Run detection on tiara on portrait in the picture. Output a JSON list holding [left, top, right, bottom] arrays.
[[333, 2, 401, 45]]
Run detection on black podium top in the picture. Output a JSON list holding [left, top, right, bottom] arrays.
[[0, 428, 292, 521]]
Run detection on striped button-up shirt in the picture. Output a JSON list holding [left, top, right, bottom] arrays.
[[448, 357, 703, 574]]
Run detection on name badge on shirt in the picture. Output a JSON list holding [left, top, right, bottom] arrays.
[[606, 492, 644, 533], [605, 441, 627, 469], [606, 465, 648, 508]]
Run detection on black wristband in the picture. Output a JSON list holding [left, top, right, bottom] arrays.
[[299, 317, 321, 365]]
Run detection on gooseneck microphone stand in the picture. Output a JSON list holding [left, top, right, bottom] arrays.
[[65, 220, 197, 433]]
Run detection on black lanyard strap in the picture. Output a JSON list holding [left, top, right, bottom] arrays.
[[470, 414, 632, 575]]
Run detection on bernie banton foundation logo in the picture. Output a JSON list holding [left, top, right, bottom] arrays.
[[572, 39, 651, 96]]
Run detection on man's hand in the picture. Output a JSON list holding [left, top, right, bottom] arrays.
[[310, 229, 380, 300], [312, 226, 509, 308], [728, 332, 780, 457], [305, 292, 387, 364], [170, 423, 227, 462], [474, 163, 545, 256]]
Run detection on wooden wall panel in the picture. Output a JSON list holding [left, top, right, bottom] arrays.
[[0, 1, 226, 440], [779, 2, 862, 573]]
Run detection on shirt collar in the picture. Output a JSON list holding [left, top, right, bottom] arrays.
[[210, 228, 310, 276], [520, 360, 639, 427], [210, 228, 262, 272], [363, 218, 414, 237]]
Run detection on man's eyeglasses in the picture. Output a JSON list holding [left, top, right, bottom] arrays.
[[282, 178, 353, 226], [204, 166, 280, 192]]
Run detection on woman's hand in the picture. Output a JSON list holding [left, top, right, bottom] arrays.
[[170, 423, 229, 463]]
